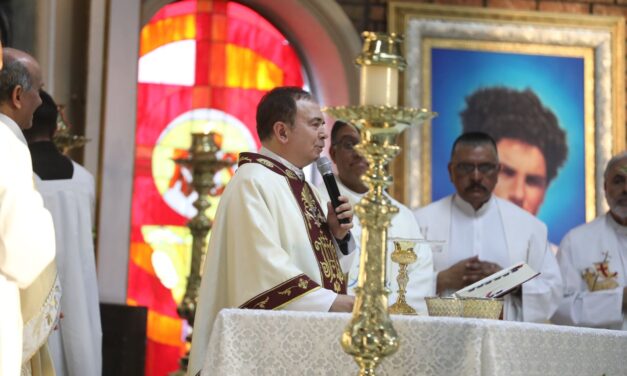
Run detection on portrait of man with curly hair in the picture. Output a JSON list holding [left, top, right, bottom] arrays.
[[427, 48, 588, 245], [461, 86, 569, 216]]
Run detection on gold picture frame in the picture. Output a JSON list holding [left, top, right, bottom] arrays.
[[389, 3, 625, 244]]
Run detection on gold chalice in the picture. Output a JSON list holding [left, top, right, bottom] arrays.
[[388, 238, 419, 315]]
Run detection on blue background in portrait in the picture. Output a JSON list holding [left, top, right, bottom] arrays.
[[430, 48, 585, 245]]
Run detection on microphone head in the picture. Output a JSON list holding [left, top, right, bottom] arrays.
[[316, 156, 333, 176]]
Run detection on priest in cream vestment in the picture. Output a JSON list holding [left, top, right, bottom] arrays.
[[322, 121, 435, 313], [553, 152, 627, 330], [189, 88, 355, 376], [0, 48, 57, 376], [413, 133, 562, 322], [23, 91, 102, 376]]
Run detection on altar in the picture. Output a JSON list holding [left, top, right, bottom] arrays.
[[200, 309, 627, 375]]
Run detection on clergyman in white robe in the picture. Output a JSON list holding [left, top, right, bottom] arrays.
[[553, 213, 627, 330], [34, 161, 102, 376], [320, 179, 435, 314], [413, 194, 562, 322], [0, 114, 56, 376], [189, 148, 353, 376]]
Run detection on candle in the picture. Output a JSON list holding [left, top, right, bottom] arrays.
[[191, 132, 218, 154], [359, 65, 399, 106]]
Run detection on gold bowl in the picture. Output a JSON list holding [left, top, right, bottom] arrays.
[[461, 297, 503, 319], [425, 297, 503, 320], [425, 297, 463, 317]]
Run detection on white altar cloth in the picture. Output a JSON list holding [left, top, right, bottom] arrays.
[[202, 309, 627, 376]]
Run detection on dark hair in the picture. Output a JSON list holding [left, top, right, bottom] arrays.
[[460, 86, 568, 183], [0, 52, 32, 104], [451, 131, 498, 158], [256, 86, 312, 141], [0, 10, 8, 46], [23, 90, 57, 141], [330, 120, 353, 145]]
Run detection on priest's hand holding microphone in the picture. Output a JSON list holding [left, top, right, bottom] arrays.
[[318, 156, 352, 234], [317, 156, 356, 312]]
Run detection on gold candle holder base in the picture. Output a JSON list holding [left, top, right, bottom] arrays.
[[388, 238, 419, 316]]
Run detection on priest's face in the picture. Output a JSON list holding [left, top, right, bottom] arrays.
[[330, 124, 368, 193], [288, 99, 326, 167], [449, 143, 500, 210], [605, 157, 627, 221], [493, 138, 548, 215]]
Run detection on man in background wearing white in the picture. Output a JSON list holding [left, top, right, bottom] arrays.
[[553, 152, 627, 330], [23, 90, 102, 375], [413, 132, 561, 322]]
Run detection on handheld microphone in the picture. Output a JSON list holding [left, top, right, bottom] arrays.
[[316, 157, 350, 224]]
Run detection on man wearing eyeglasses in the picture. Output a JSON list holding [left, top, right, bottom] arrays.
[[323, 121, 435, 314], [413, 132, 562, 322]]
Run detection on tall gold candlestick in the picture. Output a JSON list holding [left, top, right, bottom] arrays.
[[170, 132, 231, 376], [324, 32, 436, 376]]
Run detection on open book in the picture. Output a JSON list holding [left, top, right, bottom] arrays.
[[454, 262, 539, 298]]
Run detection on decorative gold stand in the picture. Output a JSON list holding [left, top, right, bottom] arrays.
[[324, 32, 435, 376], [170, 132, 231, 376], [388, 239, 419, 316], [53, 104, 89, 154]]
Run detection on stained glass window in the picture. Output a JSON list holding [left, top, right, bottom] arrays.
[[129, 1, 305, 374]]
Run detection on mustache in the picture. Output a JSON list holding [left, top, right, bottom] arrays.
[[465, 182, 487, 192], [615, 195, 627, 204]]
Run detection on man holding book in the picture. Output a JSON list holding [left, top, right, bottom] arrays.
[[413, 132, 562, 322]]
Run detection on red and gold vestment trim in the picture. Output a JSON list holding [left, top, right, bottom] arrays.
[[238, 152, 346, 295], [239, 274, 319, 309]]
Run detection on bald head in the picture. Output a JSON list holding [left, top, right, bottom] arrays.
[[0, 48, 43, 129], [604, 152, 627, 223]]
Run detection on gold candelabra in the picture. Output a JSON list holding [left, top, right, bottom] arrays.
[[170, 132, 231, 376], [324, 32, 435, 376], [388, 239, 419, 316]]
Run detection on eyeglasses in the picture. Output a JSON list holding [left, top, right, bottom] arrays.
[[454, 162, 498, 175], [332, 139, 359, 151]]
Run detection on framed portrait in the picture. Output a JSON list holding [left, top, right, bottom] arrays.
[[389, 3, 625, 245]]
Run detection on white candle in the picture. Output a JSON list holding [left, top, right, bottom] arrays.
[[359, 65, 398, 106]]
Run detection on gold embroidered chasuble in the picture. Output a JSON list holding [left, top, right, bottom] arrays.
[[237, 152, 346, 306], [189, 152, 347, 375], [20, 262, 62, 376]]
